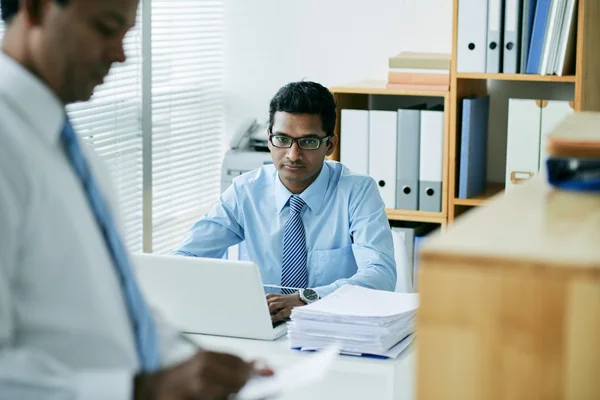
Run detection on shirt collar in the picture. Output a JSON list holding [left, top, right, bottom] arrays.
[[0, 51, 65, 145], [275, 162, 331, 215]]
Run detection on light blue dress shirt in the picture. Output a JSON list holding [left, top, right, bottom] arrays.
[[173, 160, 396, 298]]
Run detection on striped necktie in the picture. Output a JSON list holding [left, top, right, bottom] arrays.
[[281, 195, 308, 295], [60, 117, 160, 372]]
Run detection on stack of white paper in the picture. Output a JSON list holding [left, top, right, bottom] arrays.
[[288, 285, 418, 358]]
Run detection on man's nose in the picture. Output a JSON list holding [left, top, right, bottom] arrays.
[[286, 142, 301, 161], [107, 39, 127, 64]]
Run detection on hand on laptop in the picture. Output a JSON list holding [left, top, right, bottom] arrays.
[[134, 349, 273, 400], [267, 293, 305, 323]]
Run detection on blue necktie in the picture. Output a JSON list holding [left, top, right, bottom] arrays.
[[60, 118, 160, 372], [281, 195, 308, 295]]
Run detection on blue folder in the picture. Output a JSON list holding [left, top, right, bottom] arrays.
[[458, 96, 490, 199], [526, 0, 552, 74]]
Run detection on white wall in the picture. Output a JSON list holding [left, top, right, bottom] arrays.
[[225, 0, 571, 183], [224, 0, 453, 133]]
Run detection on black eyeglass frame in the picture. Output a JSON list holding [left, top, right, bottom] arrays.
[[268, 133, 331, 150]]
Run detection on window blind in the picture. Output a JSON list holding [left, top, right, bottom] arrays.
[[0, 14, 144, 253], [151, 0, 225, 254], [0, 2, 225, 255], [67, 20, 144, 253]]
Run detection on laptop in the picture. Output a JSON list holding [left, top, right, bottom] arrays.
[[132, 253, 287, 341]]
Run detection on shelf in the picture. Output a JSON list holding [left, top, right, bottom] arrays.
[[455, 73, 577, 83], [330, 80, 449, 97], [453, 183, 505, 207], [385, 209, 446, 224]]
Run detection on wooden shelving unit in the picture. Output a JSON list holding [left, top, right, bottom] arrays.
[[385, 209, 446, 226], [330, 0, 600, 228], [329, 81, 450, 229], [329, 80, 449, 97], [447, 0, 600, 224]]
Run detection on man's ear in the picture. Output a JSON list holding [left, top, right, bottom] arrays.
[[325, 135, 338, 157]]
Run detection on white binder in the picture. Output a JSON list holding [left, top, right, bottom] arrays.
[[502, 0, 522, 74], [340, 109, 369, 175], [368, 111, 397, 208], [539, 101, 573, 169], [418, 110, 444, 212], [486, 0, 504, 73], [505, 99, 541, 192], [457, 0, 489, 73]]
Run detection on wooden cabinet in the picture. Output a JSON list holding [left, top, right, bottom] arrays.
[[417, 174, 600, 400]]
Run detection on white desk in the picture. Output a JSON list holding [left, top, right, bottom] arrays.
[[189, 333, 415, 400]]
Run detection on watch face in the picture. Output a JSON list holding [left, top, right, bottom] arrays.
[[303, 289, 319, 301]]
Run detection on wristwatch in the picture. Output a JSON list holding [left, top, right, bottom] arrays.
[[298, 288, 320, 304]]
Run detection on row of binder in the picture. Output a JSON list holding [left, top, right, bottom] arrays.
[[340, 108, 444, 213], [505, 98, 573, 191], [457, 0, 577, 75]]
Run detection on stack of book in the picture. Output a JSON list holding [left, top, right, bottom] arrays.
[[386, 52, 451, 91], [288, 285, 418, 359]]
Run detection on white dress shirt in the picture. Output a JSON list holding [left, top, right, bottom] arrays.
[[0, 52, 194, 399]]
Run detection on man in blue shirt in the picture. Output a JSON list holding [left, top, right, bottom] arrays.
[[174, 81, 396, 322]]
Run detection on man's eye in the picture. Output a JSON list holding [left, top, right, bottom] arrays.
[[302, 139, 318, 145], [96, 23, 117, 37], [276, 137, 292, 144]]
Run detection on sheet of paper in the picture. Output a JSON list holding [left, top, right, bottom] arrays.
[[292, 285, 419, 319], [237, 343, 341, 400]]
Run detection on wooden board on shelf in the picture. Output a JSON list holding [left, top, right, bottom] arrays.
[[452, 183, 505, 207], [456, 72, 577, 83], [385, 209, 446, 225], [330, 80, 449, 98]]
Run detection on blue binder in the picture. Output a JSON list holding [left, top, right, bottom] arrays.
[[458, 96, 490, 199], [520, 0, 539, 73], [526, 0, 552, 74]]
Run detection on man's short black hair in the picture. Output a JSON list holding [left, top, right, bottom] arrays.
[[1, 0, 69, 24], [268, 81, 338, 137]]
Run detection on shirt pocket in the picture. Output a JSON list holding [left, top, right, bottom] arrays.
[[308, 244, 357, 287]]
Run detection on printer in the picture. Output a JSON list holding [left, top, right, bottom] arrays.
[[221, 118, 273, 193]]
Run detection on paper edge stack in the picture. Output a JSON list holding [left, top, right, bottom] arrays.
[[287, 285, 418, 359]]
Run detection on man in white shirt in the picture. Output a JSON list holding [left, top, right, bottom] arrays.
[[0, 1, 269, 399]]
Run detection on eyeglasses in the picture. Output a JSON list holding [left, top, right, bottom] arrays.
[[269, 134, 330, 150]]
